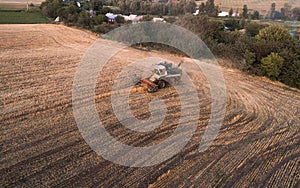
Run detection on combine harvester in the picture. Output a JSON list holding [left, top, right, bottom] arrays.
[[141, 61, 182, 92]]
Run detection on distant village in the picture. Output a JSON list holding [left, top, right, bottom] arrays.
[[53, 0, 299, 40]]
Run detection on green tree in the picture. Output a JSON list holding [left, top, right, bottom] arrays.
[[224, 18, 241, 31], [83, 1, 92, 10], [261, 52, 283, 79], [164, 16, 176, 23], [245, 22, 261, 37], [129, 0, 141, 13], [175, 14, 223, 40], [184, 0, 196, 14], [242, 4, 248, 18], [150, 3, 161, 15], [118, 0, 129, 14], [100, 6, 116, 14], [282, 3, 292, 19], [292, 7, 300, 21], [280, 60, 300, 88], [57, 4, 80, 24], [140, 1, 151, 15], [40, 0, 64, 18], [142, 14, 153, 21], [77, 11, 92, 29], [239, 18, 246, 28], [235, 8, 239, 17], [168, 3, 179, 16], [221, 30, 244, 44], [92, 0, 103, 11], [270, 2, 276, 19], [278, 41, 300, 88], [93, 14, 106, 25], [115, 15, 125, 23], [252, 10, 260, 20], [255, 25, 292, 42], [199, 2, 205, 13], [229, 8, 233, 17], [244, 50, 256, 65], [205, 0, 218, 17]]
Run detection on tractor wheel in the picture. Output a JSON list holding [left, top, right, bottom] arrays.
[[158, 80, 166, 89]]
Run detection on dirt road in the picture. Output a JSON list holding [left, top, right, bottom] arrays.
[[1, 24, 299, 187]]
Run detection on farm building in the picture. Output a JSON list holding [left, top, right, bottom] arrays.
[[123, 14, 143, 24], [218, 11, 229, 17], [153, 17, 165, 23], [105, 13, 117, 24]]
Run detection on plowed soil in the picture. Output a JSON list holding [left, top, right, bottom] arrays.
[[1, 24, 299, 187]]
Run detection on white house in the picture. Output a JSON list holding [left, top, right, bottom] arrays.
[[193, 10, 199, 16], [218, 11, 229, 17], [105, 13, 117, 24], [122, 14, 143, 24], [232, 13, 240, 17], [153, 17, 165, 23]]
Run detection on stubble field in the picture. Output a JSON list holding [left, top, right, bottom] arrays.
[[1, 24, 299, 187]]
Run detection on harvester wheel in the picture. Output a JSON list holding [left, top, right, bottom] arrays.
[[158, 80, 166, 89]]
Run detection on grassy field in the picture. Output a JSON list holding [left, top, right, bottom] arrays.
[[0, 10, 49, 24], [0, 3, 27, 10]]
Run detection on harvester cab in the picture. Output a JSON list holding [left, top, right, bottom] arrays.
[[150, 64, 167, 81], [141, 61, 182, 93]]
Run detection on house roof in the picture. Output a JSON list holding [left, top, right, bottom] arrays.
[[105, 13, 117, 19]]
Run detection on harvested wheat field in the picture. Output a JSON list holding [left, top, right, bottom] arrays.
[[1, 24, 300, 187]]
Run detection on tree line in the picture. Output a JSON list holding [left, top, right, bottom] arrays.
[[40, 0, 300, 89], [176, 15, 300, 89]]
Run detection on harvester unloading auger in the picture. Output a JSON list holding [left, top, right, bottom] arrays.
[[141, 61, 182, 93]]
